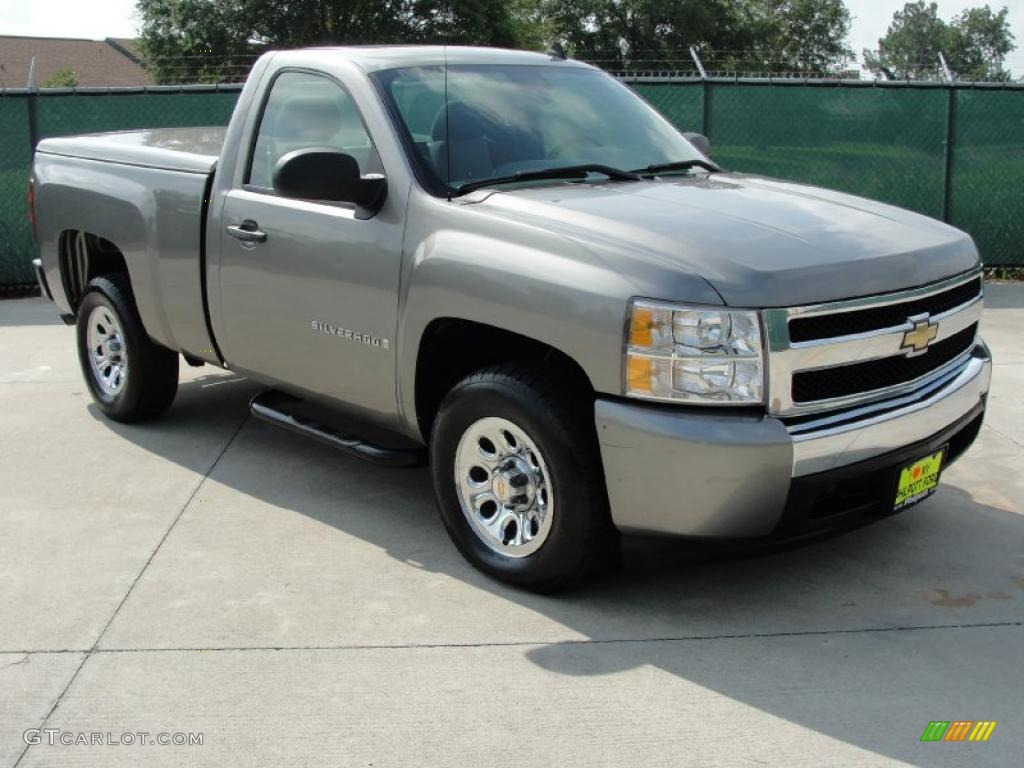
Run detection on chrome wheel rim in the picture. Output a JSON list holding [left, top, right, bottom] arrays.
[[454, 416, 554, 558], [86, 304, 127, 397]]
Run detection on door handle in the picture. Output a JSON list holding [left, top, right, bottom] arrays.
[[226, 220, 267, 243]]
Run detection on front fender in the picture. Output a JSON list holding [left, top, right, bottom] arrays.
[[395, 192, 721, 436]]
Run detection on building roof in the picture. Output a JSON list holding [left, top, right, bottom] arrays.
[[0, 35, 149, 89]]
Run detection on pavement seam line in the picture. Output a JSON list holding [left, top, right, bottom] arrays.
[[91, 413, 250, 647], [11, 412, 249, 768], [983, 422, 1024, 449], [4, 619, 1014, 657]]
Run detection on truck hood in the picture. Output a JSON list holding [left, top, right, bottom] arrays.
[[471, 174, 979, 307]]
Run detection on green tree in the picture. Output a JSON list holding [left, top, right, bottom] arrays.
[[863, 1, 946, 79], [946, 5, 1016, 79], [42, 67, 80, 87], [863, 2, 1015, 81], [138, 0, 862, 81], [508, 0, 556, 51], [241, 0, 410, 47], [137, 0, 527, 84], [744, 0, 853, 73], [405, 0, 521, 45], [136, 0, 255, 83], [541, 0, 752, 70], [541, 0, 852, 74]]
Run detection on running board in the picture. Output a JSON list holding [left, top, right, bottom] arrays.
[[250, 390, 423, 468]]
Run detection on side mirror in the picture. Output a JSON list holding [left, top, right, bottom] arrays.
[[272, 149, 387, 216], [683, 132, 712, 158]]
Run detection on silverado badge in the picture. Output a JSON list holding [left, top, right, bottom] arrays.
[[311, 321, 390, 350]]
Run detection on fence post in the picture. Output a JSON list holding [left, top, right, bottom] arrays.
[[699, 81, 710, 138], [941, 85, 957, 223], [26, 56, 40, 154], [690, 47, 711, 138], [938, 52, 953, 83]]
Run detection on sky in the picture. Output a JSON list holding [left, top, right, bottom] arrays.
[[2, 0, 1023, 73]]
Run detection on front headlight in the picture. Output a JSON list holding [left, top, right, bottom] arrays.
[[625, 300, 764, 404]]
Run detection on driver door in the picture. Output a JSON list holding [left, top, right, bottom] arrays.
[[216, 70, 404, 421]]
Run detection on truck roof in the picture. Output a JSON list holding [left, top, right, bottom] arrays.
[[272, 45, 593, 73], [33, 47, 591, 174]]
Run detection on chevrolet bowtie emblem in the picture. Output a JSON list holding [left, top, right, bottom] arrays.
[[901, 315, 939, 357]]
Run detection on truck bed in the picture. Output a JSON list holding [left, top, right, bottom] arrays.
[[36, 127, 226, 174], [33, 126, 226, 361]]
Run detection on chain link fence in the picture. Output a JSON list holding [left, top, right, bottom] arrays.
[[634, 78, 1023, 267], [0, 93, 34, 287], [1, 79, 1022, 286], [636, 81, 951, 217], [0, 86, 240, 286]]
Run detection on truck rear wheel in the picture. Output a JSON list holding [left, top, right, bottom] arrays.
[[76, 275, 179, 423], [430, 363, 619, 591]]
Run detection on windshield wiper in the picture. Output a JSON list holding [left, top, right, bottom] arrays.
[[454, 164, 641, 196], [633, 159, 722, 176]]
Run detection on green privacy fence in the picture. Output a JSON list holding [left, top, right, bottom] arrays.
[[1, 79, 1022, 285], [0, 92, 33, 285], [633, 79, 1024, 268], [0, 86, 241, 286]]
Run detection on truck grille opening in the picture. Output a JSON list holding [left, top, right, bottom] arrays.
[[791, 324, 978, 403], [788, 276, 981, 343]]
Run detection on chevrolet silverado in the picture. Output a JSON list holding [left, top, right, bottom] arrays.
[[30, 46, 992, 590]]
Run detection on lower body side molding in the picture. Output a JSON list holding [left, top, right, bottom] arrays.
[[249, 389, 424, 468]]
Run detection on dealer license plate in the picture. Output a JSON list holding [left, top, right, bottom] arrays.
[[893, 447, 946, 512]]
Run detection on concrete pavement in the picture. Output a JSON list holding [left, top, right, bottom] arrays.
[[1, 287, 1021, 767]]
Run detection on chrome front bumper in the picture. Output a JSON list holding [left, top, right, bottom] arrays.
[[595, 342, 991, 538], [788, 344, 991, 475]]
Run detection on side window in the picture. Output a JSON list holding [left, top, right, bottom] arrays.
[[247, 71, 377, 190]]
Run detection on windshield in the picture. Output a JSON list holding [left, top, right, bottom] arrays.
[[372, 64, 704, 194]]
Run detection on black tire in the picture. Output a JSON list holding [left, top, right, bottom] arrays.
[[430, 362, 619, 592], [76, 274, 179, 423]]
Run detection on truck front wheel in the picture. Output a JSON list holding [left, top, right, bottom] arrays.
[[430, 363, 619, 591], [76, 275, 179, 423]]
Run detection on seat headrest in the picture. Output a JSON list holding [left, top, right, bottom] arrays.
[[431, 101, 497, 142], [275, 96, 344, 143], [406, 92, 444, 136]]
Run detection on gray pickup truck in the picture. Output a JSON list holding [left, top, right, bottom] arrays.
[[30, 46, 991, 590]]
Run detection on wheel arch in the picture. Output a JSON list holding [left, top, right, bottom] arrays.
[[58, 230, 130, 313], [412, 317, 596, 442]]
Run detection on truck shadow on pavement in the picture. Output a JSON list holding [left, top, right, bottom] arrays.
[[0, 297, 65, 327], [91, 372, 1024, 766]]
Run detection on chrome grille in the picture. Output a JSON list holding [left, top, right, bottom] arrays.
[[788, 277, 983, 342], [791, 324, 978, 402], [763, 269, 983, 417]]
